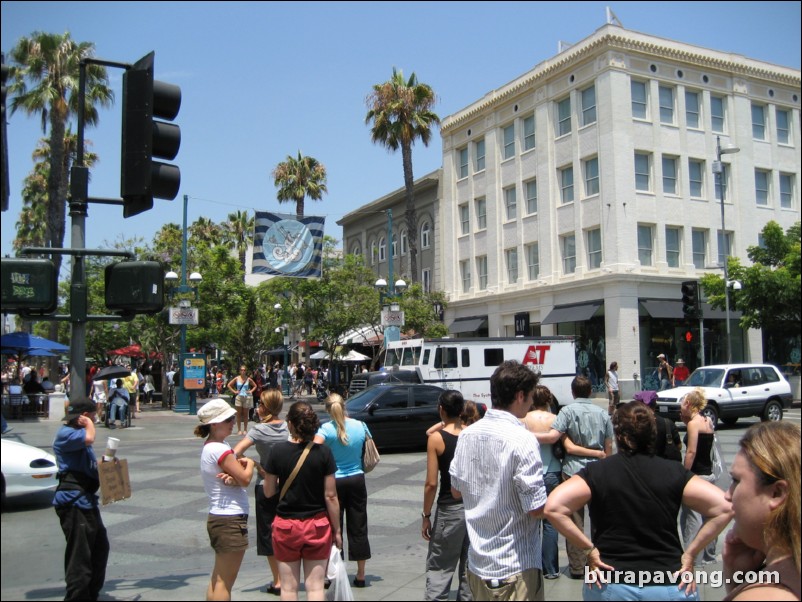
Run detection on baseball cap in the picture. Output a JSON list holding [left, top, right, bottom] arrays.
[[197, 398, 236, 425], [63, 399, 97, 421], [657, 354, 666, 359]]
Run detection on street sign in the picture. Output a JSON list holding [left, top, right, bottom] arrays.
[[181, 354, 206, 390], [381, 309, 405, 327], [169, 306, 198, 325]]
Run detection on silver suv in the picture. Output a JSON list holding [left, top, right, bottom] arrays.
[[655, 364, 792, 425]]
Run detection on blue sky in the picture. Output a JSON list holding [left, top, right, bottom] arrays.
[[2, 1, 800, 276]]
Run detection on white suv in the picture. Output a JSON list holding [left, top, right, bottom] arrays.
[[655, 364, 792, 426]]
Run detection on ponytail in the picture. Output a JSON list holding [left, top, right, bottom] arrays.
[[325, 393, 349, 445]]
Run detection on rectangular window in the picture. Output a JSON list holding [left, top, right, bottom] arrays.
[[711, 95, 725, 133], [584, 157, 599, 196], [460, 260, 471, 293], [475, 198, 487, 230], [458, 147, 469, 179], [581, 85, 597, 126], [718, 231, 733, 266], [752, 104, 766, 140], [662, 155, 678, 195], [557, 97, 571, 136], [505, 248, 519, 284], [560, 166, 574, 203], [477, 256, 488, 290], [459, 203, 470, 235], [474, 138, 486, 172], [504, 186, 517, 220], [692, 229, 707, 269], [780, 173, 794, 209], [635, 153, 651, 192], [503, 124, 515, 159], [776, 109, 790, 145], [526, 243, 539, 280], [561, 235, 576, 274], [755, 169, 770, 205], [631, 80, 647, 119], [685, 91, 700, 129], [587, 228, 602, 270], [689, 159, 704, 197], [525, 179, 538, 214], [666, 226, 681, 268], [523, 115, 535, 151], [659, 86, 674, 124], [715, 166, 730, 201], [638, 225, 653, 266], [422, 269, 431, 293]]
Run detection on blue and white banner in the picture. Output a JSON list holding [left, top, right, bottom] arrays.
[[252, 212, 325, 278]]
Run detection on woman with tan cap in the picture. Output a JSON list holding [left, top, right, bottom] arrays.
[[195, 398, 255, 601]]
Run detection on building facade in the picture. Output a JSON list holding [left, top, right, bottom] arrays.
[[439, 24, 800, 396]]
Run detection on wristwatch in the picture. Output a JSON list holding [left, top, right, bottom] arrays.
[[421, 512, 431, 519]]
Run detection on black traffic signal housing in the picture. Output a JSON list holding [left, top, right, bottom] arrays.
[[105, 261, 165, 314], [0, 258, 58, 315], [681, 280, 701, 319], [121, 51, 181, 218]]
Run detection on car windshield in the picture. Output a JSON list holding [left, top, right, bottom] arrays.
[[345, 387, 386, 412], [686, 368, 724, 387]]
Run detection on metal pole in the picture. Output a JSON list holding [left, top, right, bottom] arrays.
[[175, 194, 190, 412], [384, 209, 401, 344], [716, 136, 733, 364]]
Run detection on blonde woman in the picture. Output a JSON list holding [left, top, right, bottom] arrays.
[[722, 422, 800, 600], [195, 398, 255, 601], [227, 365, 256, 435], [314, 393, 372, 588], [232, 390, 289, 596], [679, 387, 718, 564]]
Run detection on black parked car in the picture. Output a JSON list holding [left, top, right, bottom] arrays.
[[341, 383, 446, 451]]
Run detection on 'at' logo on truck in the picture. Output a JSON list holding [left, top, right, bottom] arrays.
[[523, 345, 551, 366]]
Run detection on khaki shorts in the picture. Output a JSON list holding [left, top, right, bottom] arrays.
[[207, 513, 249, 553], [468, 568, 544, 601], [234, 395, 253, 409]]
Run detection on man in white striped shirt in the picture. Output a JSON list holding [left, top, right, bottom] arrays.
[[450, 361, 547, 601]]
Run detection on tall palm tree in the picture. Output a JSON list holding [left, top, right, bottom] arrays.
[[365, 68, 439, 283], [272, 151, 327, 218], [222, 209, 254, 275], [190, 216, 223, 248]]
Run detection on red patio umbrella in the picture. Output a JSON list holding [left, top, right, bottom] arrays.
[[107, 344, 146, 359]]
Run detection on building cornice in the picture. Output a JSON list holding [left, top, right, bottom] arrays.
[[442, 25, 801, 134]]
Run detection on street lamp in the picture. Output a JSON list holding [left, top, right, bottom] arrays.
[[375, 277, 407, 344], [164, 194, 204, 414], [712, 136, 740, 363], [274, 303, 290, 395]]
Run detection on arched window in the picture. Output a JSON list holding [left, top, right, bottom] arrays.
[[379, 237, 387, 262], [351, 243, 362, 257], [370, 239, 377, 265], [421, 221, 431, 249], [392, 233, 398, 258], [400, 229, 408, 255]]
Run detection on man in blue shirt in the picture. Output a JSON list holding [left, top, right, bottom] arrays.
[[52, 398, 109, 601]]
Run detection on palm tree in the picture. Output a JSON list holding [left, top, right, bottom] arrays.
[[9, 32, 113, 262], [272, 151, 327, 218], [190, 216, 223, 247], [222, 210, 254, 275], [365, 68, 439, 283]]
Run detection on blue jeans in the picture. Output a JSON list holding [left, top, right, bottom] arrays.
[[542, 472, 561, 576], [584, 582, 699, 601], [108, 401, 127, 423]]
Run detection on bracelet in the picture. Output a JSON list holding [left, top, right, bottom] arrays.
[[583, 545, 597, 555], [421, 512, 431, 519]]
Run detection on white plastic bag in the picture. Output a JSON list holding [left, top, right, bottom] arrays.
[[325, 545, 354, 601]]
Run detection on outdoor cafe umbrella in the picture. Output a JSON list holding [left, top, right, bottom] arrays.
[[93, 365, 132, 381], [1, 348, 57, 358], [0, 332, 69, 355], [107, 344, 146, 359]]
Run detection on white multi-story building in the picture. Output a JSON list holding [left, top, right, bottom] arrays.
[[341, 23, 800, 397]]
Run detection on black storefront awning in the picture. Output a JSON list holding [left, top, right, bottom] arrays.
[[448, 317, 488, 334], [640, 300, 741, 320], [540, 302, 601, 325]]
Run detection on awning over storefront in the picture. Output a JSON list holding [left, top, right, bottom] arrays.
[[640, 300, 741, 320], [540, 302, 602, 325], [448, 316, 488, 334]]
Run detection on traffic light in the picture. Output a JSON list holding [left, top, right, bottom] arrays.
[[121, 51, 181, 218], [681, 280, 700, 318], [105, 261, 165, 314], [0, 258, 58, 315]]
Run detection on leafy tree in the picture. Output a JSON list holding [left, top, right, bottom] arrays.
[[222, 209, 254, 274], [189, 216, 223, 247], [701, 220, 801, 332], [398, 282, 448, 338], [365, 68, 440, 282], [272, 151, 328, 218]]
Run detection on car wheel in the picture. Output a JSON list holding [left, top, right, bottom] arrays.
[[700, 404, 718, 426], [762, 400, 783, 422], [721, 416, 738, 426]]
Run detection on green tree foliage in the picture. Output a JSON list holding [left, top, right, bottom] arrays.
[[272, 151, 328, 219], [366, 68, 439, 282], [397, 282, 448, 338], [701, 221, 801, 331]]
